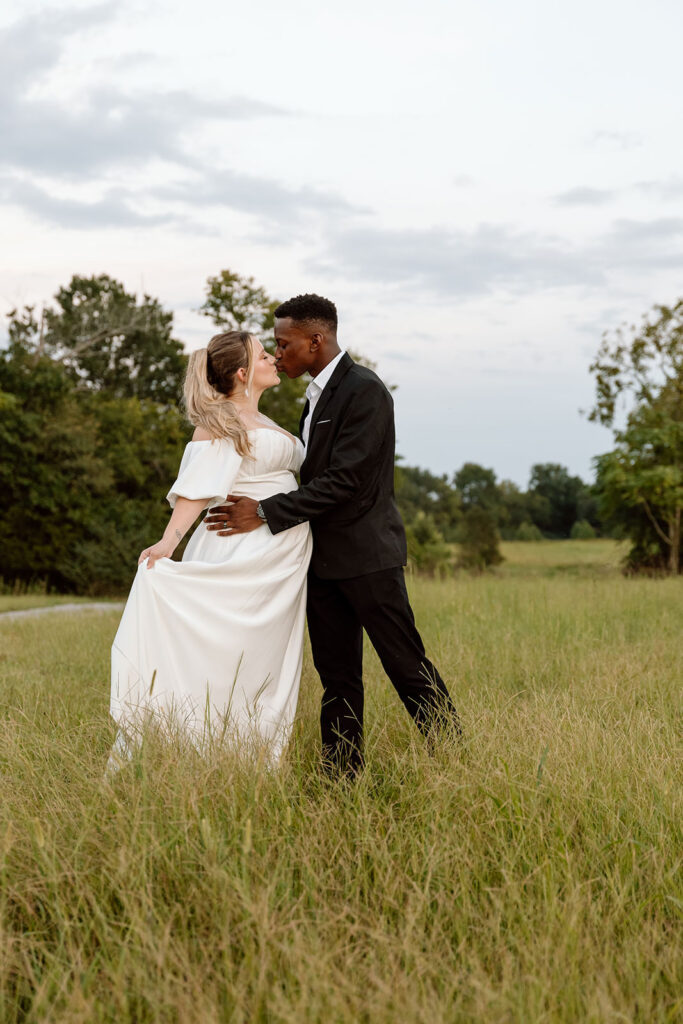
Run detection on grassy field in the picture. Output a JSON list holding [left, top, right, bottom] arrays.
[[0, 541, 680, 1022], [498, 537, 628, 574], [0, 595, 104, 614]]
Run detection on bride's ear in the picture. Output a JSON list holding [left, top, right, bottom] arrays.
[[235, 366, 247, 384]]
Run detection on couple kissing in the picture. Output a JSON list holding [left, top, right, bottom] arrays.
[[110, 293, 461, 776]]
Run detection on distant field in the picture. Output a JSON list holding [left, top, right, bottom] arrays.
[[0, 594, 99, 614], [0, 541, 680, 1021], [499, 537, 628, 573]]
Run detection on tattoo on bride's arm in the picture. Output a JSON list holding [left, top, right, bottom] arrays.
[[175, 529, 182, 542]]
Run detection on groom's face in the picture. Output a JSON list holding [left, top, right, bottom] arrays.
[[274, 318, 319, 378]]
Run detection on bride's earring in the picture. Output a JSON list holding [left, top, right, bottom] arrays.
[[244, 386, 249, 398]]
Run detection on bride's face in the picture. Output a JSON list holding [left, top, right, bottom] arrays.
[[251, 339, 280, 391]]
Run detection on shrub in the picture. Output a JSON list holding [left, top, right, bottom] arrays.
[[570, 519, 597, 540], [457, 507, 504, 570], [515, 521, 544, 542], [405, 512, 452, 577]]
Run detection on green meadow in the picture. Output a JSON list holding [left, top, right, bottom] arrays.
[[0, 541, 680, 1022], [0, 595, 100, 615]]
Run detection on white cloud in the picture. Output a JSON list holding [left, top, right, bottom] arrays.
[[635, 178, 683, 201], [589, 129, 644, 151]]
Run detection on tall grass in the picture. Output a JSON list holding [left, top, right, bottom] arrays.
[[0, 551, 681, 1022]]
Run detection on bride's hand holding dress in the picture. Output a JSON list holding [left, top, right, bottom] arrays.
[[138, 538, 176, 568], [137, 490, 214, 568]]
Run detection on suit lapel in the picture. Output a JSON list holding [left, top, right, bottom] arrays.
[[306, 353, 353, 448]]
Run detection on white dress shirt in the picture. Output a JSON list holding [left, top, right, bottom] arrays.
[[301, 349, 346, 448]]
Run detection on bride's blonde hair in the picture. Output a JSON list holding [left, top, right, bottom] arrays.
[[183, 331, 256, 455]]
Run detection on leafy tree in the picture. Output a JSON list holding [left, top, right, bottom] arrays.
[[595, 391, 682, 574], [457, 507, 504, 570], [527, 463, 585, 538], [199, 270, 279, 333], [497, 479, 533, 538], [589, 301, 683, 573], [589, 300, 683, 427], [453, 462, 499, 512], [450, 462, 504, 568], [0, 309, 188, 594], [0, 332, 91, 590], [404, 512, 453, 577], [395, 464, 460, 541], [576, 485, 601, 531], [7, 275, 187, 403]]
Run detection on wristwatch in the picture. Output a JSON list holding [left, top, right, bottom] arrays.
[[256, 502, 267, 523]]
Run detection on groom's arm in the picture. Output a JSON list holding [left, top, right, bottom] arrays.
[[263, 381, 392, 533]]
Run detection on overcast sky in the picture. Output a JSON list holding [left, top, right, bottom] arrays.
[[2, 0, 683, 485]]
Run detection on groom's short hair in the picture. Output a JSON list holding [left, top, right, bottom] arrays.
[[274, 293, 337, 332]]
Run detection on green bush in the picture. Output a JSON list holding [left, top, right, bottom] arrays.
[[570, 519, 597, 540], [405, 512, 452, 577], [515, 521, 544, 542], [457, 507, 504, 570]]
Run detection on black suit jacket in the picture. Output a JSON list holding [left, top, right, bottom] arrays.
[[261, 353, 407, 579]]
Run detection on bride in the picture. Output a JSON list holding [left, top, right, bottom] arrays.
[[109, 330, 312, 766]]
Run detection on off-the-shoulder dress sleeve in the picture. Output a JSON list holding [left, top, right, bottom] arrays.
[[166, 440, 243, 509]]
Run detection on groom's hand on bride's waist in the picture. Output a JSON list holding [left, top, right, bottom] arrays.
[[204, 496, 264, 535]]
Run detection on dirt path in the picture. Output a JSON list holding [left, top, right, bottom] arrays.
[[0, 602, 123, 622]]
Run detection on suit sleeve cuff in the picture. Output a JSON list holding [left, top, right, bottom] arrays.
[[260, 494, 308, 534]]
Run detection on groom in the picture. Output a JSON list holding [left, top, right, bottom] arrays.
[[205, 293, 461, 774]]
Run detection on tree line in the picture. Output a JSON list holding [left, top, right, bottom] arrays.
[[397, 460, 601, 574], [1, 271, 680, 593]]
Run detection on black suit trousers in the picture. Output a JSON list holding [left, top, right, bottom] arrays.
[[306, 566, 461, 772]]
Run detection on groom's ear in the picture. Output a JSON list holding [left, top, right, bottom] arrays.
[[309, 332, 323, 351]]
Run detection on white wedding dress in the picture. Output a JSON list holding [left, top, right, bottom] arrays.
[[110, 428, 312, 763]]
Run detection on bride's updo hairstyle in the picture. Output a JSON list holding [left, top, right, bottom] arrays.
[[183, 331, 256, 455]]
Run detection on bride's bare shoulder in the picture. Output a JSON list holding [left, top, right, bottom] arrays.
[[191, 426, 213, 442]]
